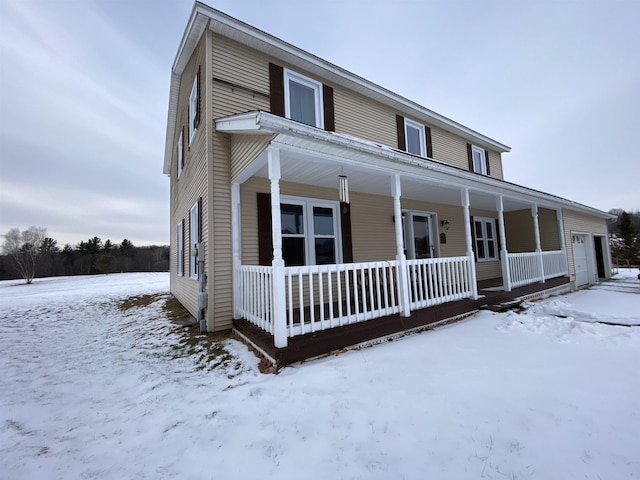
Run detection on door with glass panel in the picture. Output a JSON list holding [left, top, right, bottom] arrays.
[[404, 212, 436, 259]]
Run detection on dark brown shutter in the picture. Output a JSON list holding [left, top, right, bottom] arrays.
[[467, 143, 474, 172], [198, 197, 203, 243], [396, 115, 406, 151], [323, 84, 335, 132], [470, 216, 477, 261], [340, 202, 353, 263], [257, 193, 273, 266], [194, 65, 201, 129], [269, 63, 285, 117], [425, 126, 433, 158], [485, 149, 491, 176]]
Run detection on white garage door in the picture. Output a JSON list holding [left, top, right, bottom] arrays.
[[572, 234, 589, 287]]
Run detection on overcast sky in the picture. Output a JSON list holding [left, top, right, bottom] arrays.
[[1, 0, 638, 247]]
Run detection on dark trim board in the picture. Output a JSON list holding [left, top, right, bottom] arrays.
[[234, 276, 570, 366]]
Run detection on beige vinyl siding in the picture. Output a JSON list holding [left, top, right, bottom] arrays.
[[431, 127, 469, 171], [211, 34, 270, 118], [470, 208, 502, 281], [208, 132, 233, 331], [487, 150, 503, 179], [333, 88, 398, 147], [562, 208, 608, 278], [230, 134, 274, 180], [539, 208, 561, 251], [170, 33, 209, 320], [505, 208, 561, 253]]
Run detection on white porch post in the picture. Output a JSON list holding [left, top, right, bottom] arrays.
[[268, 147, 287, 348], [391, 174, 411, 317], [531, 203, 545, 283], [496, 195, 512, 292], [461, 188, 479, 299], [231, 182, 241, 319], [556, 208, 569, 275]]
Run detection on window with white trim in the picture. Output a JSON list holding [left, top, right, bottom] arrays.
[[471, 145, 488, 175], [177, 130, 183, 177], [284, 69, 324, 128], [188, 75, 198, 145], [404, 118, 426, 157], [177, 220, 184, 276], [474, 217, 498, 261], [280, 196, 340, 266], [189, 201, 199, 279]]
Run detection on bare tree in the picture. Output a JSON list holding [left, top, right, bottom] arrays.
[[2, 226, 47, 284]]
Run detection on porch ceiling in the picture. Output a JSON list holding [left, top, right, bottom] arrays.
[[251, 139, 534, 212]]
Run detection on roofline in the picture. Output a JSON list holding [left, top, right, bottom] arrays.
[[216, 111, 614, 221], [163, 1, 510, 174]]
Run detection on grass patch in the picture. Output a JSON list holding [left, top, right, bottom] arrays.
[[118, 293, 163, 312], [162, 295, 191, 323]]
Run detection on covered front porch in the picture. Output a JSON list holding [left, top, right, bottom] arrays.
[[218, 111, 570, 356]]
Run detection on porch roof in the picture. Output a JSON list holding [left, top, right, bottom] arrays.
[[216, 111, 614, 219]]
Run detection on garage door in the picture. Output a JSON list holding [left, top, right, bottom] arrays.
[[572, 234, 589, 287]]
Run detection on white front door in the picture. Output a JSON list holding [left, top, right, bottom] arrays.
[[405, 212, 436, 259], [572, 234, 589, 287]]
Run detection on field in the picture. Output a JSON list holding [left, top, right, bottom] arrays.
[[1, 271, 639, 479]]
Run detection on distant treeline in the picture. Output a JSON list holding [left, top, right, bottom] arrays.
[[0, 236, 169, 281]]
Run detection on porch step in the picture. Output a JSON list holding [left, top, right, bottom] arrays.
[[481, 300, 524, 313]]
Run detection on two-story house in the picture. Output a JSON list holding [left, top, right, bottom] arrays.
[[163, 2, 614, 365]]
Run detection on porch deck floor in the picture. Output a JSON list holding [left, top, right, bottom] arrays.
[[233, 276, 570, 367]]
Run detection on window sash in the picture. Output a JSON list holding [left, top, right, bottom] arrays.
[[404, 118, 426, 156], [280, 197, 339, 266], [474, 217, 497, 261], [471, 145, 487, 174], [284, 69, 324, 128]]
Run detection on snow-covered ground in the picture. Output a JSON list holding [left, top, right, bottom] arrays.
[[1, 270, 639, 479]]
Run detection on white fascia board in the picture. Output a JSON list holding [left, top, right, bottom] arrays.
[[215, 111, 266, 133], [223, 111, 611, 220]]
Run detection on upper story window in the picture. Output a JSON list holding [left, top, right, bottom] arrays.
[[284, 69, 324, 129], [468, 144, 490, 175], [396, 115, 432, 158], [188, 67, 200, 145], [473, 216, 498, 261], [404, 118, 427, 156], [177, 129, 184, 177], [280, 196, 340, 266]]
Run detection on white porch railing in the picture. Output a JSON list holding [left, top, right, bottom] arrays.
[[508, 252, 542, 288], [508, 250, 568, 288], [542, 250, 568, 279], [283, 261, 400, 337], [407, 256, 472, 309], [240, 252, 564, 343], [238, 265, 274, 334]]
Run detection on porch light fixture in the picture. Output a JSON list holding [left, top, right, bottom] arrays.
[[339, 175, 350, 204], [440, 219, 450, 230]]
